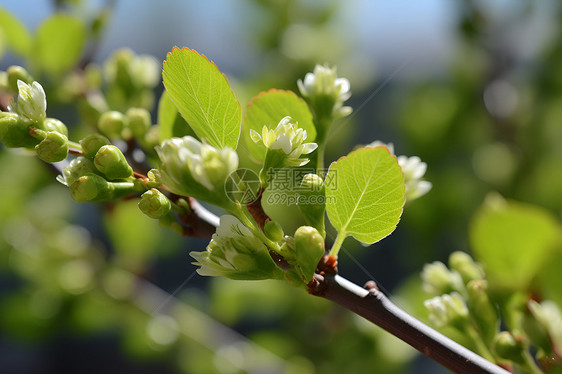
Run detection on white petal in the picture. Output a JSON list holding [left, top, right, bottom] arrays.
[[299, 142, 318, 154], [272, 133, 293, 154], [182, 136, 201, 154], [249, 129, 261, 143]]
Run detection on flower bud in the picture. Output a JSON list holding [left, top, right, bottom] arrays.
[[59, 156, 97, 186], [492, 332, 526, 365], [421, 261, 465, 296], [70, 173, 136, 203], [189, 215, 284, 280], [138, 189, 171, 219], [297, 174, 326, 237], [264, 220, 284, 242], [7, 66, 33, 92], [527, 300, 562, 353], [466, 280, 499, 343], [41, 118, 68, 137], [250, 116, 317, 172], [424, 292, 469, 330], [98, 111, 126, 138], [156, 136, 238, 208], [35, 131, 69, 163], [297, 64, 352, 124], [80, 133, 111, 159], [449, 251, 484, 284], [0, 112, 39, 148], [94, 145, 133, 180], [11, 80, 47, 122], [146, 169, 163, 187], [397, 155, 432, 201], [126, 107, 151, 138], [70, 173, 112, 202], [294, 226, 325, 283]]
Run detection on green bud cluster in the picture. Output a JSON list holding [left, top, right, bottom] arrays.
[[422, 252, 500, 359], [103, 48, 159, 110], [0, 76, 70, 163]]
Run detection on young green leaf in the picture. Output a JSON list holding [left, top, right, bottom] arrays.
[[325, 147, 405, 255], [0, 7, 33, 58], [243, 89, 315, 162], [34, 14, 87, 74], [157, 90, 197, 141], [162, 47, 241, 149], [470, 195, 562, 290]]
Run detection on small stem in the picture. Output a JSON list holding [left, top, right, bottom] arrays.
[[68, 140, 83, 150], [521, 350, 544, 374], [466, 324, 496, 363], [328, 232, 345, 257], [316, 142, 325, 171]]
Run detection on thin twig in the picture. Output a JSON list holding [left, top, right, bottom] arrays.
[[308, 274, 511, 374]]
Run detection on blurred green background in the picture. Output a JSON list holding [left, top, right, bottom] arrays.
[[1, 0, 562, 373]]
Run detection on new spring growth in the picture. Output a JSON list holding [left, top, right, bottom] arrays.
[[424, 292, 470, 330], [156, 136, 238, 193], [297, 64, 352, 123], [42, 118, 68, 137], [368, 141, 432, 201], [189, 215, 284, 280], [492, 332, 526, 365], [98, 111, 126, 138], [80, 134, 111, 159], [138, 189, 171, 219], [35, 131, 69, 163], [421, 260, 465, 296], [6, 66, 33, 92], [58, 157, 98, 186], [264, 220, 284, 242], [297, 174, 326, 238], [69, 173, 137, 203], [294, 226, 325, 283], [126, 107, 151, 139], [94, 145, 133, 180], [467, 280, 499, 343], [0, 112, 39, 148], [250, 116, 317, 186], [10, 80, 47, 122], [528, 300, 562, 352], [449, 251, 485, 284]]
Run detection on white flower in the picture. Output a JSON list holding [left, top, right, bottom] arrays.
[[297, 64, 352, 119], [10, 80, 47, 122], [156, 136, 238, 192], [367, 140, 432, 201], [250, 116, 317, 167], [397, 155, 432, 200], [189, 215, 283, 280]]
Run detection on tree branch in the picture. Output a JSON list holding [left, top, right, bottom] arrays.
[[309, 274, 510, 374]]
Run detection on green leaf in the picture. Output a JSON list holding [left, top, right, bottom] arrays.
[[162, 47, 241, 149], [0, 7, 33, 58], [243, 89, 315, 162], [326, 147, 405, 250], [34, 14, 87, 74], [157, 90, 197, 141], [470, 195, 562, 290]]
